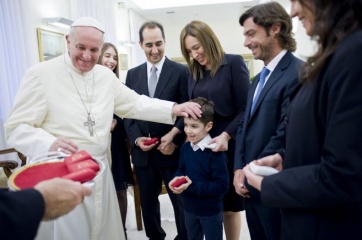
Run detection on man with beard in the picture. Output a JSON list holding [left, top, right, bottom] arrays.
[[233, 2, 303, 240]]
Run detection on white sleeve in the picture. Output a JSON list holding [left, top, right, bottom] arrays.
[[5, 68, 56, 157], [113, 82, 176, 125]]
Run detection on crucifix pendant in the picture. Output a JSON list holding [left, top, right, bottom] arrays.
[[83, 113, 95, 136]]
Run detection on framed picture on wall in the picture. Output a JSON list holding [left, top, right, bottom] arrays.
[[241, 54, 254, 79], [119, 54, 128, 70], [37, 28, 66, 62]]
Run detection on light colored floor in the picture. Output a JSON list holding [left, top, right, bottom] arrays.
[[126, 188, 251, 240]]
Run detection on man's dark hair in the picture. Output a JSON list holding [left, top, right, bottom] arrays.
[[239, 1, 296, 52], [139, 21, 165, 43]]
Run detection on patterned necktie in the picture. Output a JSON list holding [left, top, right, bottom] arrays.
[[250, 67, 270, 113], [148, 65, 157, 98]]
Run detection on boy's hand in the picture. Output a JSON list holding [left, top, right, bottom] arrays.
[[169, 176, 192, 194]]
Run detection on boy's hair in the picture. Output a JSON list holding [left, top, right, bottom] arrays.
[[189, 97, 214, 125]]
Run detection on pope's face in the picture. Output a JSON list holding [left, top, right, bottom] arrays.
[[66, 27, 104, 72]]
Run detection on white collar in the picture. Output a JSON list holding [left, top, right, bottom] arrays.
[[190, 134, 212, 151], [265, 49, 287, 72]]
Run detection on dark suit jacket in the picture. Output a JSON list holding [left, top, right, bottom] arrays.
[[124, 58, 189, 167], [188, 54, 250, 140], [261, 30, 362, 240], [0, 189, 44, 240], [234, 51, 303, 174]]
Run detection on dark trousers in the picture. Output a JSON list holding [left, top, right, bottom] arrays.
[[245, 197, 281, 240], [184, 210, 223, 240], [135, 162, 187, 240]]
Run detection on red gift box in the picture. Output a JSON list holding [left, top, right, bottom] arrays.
[[62, 168, 96, 183], [143, 137, 158, 146], [64, 150, 92, 165], [67, 159, 100, 173], [171, 177, 187, 188]]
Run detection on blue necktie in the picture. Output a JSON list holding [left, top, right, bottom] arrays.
[[250, 67, 270, 113], [148, 65, 157, 98]]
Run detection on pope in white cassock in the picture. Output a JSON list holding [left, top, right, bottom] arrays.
[[4, 17, 201, 240]]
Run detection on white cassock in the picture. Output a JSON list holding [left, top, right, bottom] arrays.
[[5, 53, 176, 240]]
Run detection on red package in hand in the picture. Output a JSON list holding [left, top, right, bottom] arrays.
[[64, 150, 92, 166], [143, 137, 158, 146], [67, 159, 100, 173], [62, 168, 96, 183], [171, 177, 187, 188]]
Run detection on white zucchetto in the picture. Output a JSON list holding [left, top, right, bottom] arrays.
[[71, 17, 105, 33]]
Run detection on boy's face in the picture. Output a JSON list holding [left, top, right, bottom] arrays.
[[184, 117, 212, 145]]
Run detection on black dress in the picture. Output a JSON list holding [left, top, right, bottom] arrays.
[[189, 54, 250, 211], [111, 115, 134, 190]]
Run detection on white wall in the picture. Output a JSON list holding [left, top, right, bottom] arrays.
[[16, 1, 316, 79], [16, 0, 131, 82], [294, 20, 318, 61], [25, 0, 71, 66], [115, 4, 133, 83]]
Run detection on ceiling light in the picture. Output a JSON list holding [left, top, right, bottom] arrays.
[[130, 0, 252, 10], [44, 17, 73, 28]]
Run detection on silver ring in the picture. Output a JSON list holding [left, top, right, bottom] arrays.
[[57, 147, 62, 152]]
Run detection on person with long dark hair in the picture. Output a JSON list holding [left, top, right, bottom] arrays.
[[243, 0, 362, 239], [98, 42, 134, 238]]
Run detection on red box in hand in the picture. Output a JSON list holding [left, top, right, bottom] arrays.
[[143, 137, 158, 146], [171, 177, 187, 188], [67, 159, 100, 173], [62, 168, 96, 183], [64, 150, 92, 166]]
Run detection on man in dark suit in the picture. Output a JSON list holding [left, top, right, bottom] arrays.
[[1, 178, 91, 240], [233, 2, 303, 240], [124, 21, 188, 240]]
